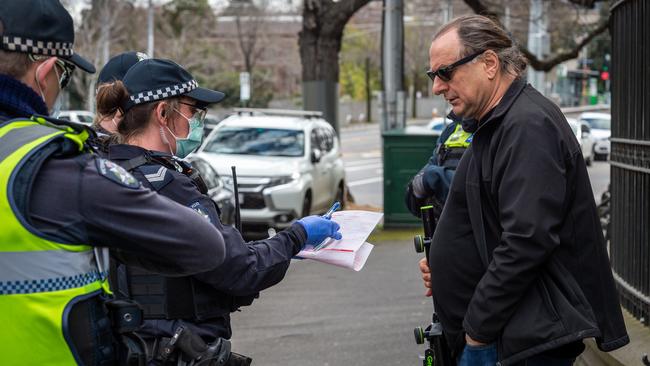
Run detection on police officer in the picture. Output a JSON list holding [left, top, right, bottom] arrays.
[[406, 113, 474, 299], [93, 51, 149, 135], [405, 112, 474, 218], [0, 1, 229, 365], [95, 58, 342, 365]]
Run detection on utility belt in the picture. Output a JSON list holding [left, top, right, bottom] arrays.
[[105, 300, 252, 366]]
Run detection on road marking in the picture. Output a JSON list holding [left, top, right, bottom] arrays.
[[345, 163, 383, 172], [348, 177, 383, 187], [344, 158, 381, 167]]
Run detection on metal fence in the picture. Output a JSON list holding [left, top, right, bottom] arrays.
[[609, 0, 650, 325]]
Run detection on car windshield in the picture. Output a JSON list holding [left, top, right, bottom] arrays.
[[78, 115, 94, 124], [203, 127, 304, 157], [582, 118, 611, 130]]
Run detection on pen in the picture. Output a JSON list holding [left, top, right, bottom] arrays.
[[322, 201, 341, 220], [312, 201, 341, 251]]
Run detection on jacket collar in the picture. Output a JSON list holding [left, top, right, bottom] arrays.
[[478, 77, 527, 128], [108, 143, 172, 161], [0, 73, 48, 119]]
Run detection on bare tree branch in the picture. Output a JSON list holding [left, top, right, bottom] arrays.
[[462, 0, 610, 72]]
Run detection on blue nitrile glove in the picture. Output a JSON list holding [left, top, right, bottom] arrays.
[[297, 215, 342, 246]]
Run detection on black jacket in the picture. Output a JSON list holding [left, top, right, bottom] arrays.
[[457, 78, 628, 365]]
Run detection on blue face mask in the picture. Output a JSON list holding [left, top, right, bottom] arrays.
[[164, 109, 204, 158]]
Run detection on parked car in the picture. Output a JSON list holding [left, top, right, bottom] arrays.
[[58, 110, 95, 125], [185, 155, 236, 226], [427, 117, 451, 135], [567, 118, 595, 166], [194, 109, 346, 232], [579, 112, 611, 160]]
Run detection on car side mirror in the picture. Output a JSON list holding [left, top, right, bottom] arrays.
[[581, 131, 590, 139], [311, 149, 322, 163]]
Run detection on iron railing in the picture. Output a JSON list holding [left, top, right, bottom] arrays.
[[609, 0, 650, 325]]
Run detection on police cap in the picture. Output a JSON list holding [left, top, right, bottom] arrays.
[[121, 58, 225, 112], [0, 0, 95, 73], [98, 52, 150, 85]]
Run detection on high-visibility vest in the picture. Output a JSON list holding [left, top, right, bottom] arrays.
[[437, 123, 473, 169], [0, 117, 108, 365]]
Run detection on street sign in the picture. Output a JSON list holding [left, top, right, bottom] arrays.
[[240, 72, 250, 101]]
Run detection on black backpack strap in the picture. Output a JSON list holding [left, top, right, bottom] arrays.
[[119, 155, 151, 172]]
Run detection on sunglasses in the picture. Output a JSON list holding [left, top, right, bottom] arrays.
[[29, 55, 76, 89], [426, 50, 484, 83], [178, 100, 208, 122]]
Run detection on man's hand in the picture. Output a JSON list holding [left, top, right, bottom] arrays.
[[418, 257, 432, 297], [465, 334, 487, 347]]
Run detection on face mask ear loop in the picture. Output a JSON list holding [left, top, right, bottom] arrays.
[[34, 63, 47, 102], [160, 126, 175, 156]]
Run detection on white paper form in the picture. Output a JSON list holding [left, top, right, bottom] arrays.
[[296, 210, 383, 271]]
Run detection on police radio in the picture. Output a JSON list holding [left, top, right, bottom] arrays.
[[413, 205, 453, 366]]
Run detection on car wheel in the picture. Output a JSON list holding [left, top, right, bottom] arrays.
[[302, 191, 312, 217]]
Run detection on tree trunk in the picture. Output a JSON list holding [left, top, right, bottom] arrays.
[[298, 0, 371, 133]]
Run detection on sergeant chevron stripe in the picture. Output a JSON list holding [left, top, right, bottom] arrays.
[[144, 166, 167, 182]]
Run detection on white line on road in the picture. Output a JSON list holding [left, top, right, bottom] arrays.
[[348, 177, 383, 187], [344, 158, 381, 167], [345, 163, 383, 172]]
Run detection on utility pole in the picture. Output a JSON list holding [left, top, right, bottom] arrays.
[[365, 57, 371, 123], [147, 0, 155, 57], [527, 0, 548, 94], [381, 0, 405, 131], [444, 0, 453, 22]]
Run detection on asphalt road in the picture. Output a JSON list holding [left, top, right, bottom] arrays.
[[230, 122, 611, 365]]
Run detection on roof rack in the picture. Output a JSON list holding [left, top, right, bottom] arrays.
[[233, 108, 323, 118]]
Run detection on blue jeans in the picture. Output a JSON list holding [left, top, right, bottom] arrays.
[[458, 343, 498, 366], [458, 344, 575, 366]]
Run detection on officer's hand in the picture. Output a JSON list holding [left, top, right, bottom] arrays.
[[419, 257, 432, 297], [297, 215, 343, 247], [411, 171, 429, 198], [405, 182, 426, 218]]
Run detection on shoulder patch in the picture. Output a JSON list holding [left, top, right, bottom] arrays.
[[95, 158, 140, 189], [189, 201, 217, 224], [137, 164, 173, 191]]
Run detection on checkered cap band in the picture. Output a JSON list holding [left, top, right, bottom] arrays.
[[130, 79, 199, 105], [2, 36, 73, 57], [0, 271, 105, 295]]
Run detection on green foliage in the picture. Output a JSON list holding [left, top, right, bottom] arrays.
[[339, 26, 381, 101]]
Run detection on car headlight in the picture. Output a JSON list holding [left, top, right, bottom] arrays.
[[267, 172, 300, 187]]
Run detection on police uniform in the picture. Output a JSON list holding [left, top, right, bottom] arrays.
[[102, 60, 308, 348], [405, 113, 474, 218], [108, 144, 307, 341], [0, 2, 227, 364]]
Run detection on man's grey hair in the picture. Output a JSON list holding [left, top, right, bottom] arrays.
[[0, 21, 32, 79], [434, 15, 527, 78]]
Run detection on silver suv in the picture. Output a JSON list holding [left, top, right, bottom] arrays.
[[194, 109, 346, 232]]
